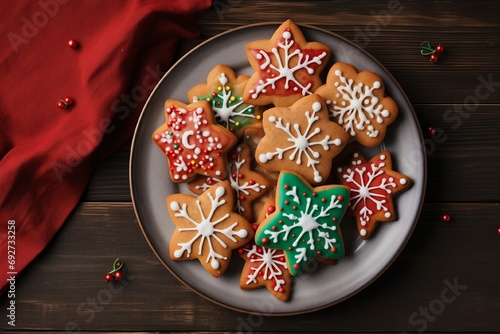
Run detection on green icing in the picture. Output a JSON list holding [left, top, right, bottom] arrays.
[[199, 78, 258, 134], [255, 172, 349, 276]]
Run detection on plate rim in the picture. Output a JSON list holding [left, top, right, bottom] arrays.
[[129, 21, 427, 316]]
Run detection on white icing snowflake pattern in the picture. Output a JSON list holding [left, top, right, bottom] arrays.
[[169, 186, 248, 270], [258, 101, 343, 183], [195, 147, 266, 216], [242, 245, 287, 291], [338, 153, 396, 237], [264, 185, 343, 264], [249, 29, 328, 99], [328, 69, 390, 138], [194, 73, 255, 130]]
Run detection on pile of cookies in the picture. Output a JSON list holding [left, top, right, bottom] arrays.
[[152, 20, 411, 302]]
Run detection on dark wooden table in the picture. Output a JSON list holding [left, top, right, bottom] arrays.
[[2, 1, 500, 333]]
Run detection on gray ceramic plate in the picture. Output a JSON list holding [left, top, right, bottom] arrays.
[[130, 23, 426, 315]]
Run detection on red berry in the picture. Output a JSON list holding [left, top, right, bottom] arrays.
[[497, 227, 500, 235], [64, 97, 73, 106], [442, 214, 451, 222], [57, 100, 67, 109], [105, 274, 114, 282], [430, 53, 438, 62], [114, 271, 123, 280], [435, 44, 444, 53], [427, 127, 436, 136], [68, 39, 79, 49]]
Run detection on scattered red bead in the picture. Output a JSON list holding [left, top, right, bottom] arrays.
[[278, 288, 285, 293], [337, 195, 344, 202], [261, 237, 269, 244], [267, 205, 276, 214], [442, 214, 451, 222], [68, 39, 79, 49], [58, 97, 74, 110], [293, 264, 300, 270]]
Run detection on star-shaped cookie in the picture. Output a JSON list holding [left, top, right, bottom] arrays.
[[189, 144, 271, 222], [188, 64, 263, 138], [336, 151, 411, 239], [255, 171, 350, 276], [152, 100, 237, 183], [315, 62, 398, 147], [167, 180, 254, 277], [255, 94, 349, 185], [244, 19, 331, 107], [238, 200, 292, 302]]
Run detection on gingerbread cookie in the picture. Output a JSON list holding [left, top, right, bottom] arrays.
[[255, 94, 349, 185], [188, 64, 263, 138], [336, 151, 411, 239], [189, 144, 271, 222], [238, 201, 292, 302], [244, 19, 330, 107], [315, 62, 398, 147], [152, 100, 237, 183], [167, 180, 254, 277], [255, 171, 350, 276]]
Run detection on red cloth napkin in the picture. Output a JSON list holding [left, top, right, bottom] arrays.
[[0, 0, 212, 294]]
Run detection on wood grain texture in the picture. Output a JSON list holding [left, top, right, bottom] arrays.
[[195, 0, 500, 104], [1, 202, 499, 332]]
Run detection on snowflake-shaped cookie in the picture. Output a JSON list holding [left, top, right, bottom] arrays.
[[255, 171, 350, 276], [189, 144, 271, 222], [255, 94, 348, 185], [167, 180, 253, 277], [188, 65, 262, 138], [244, 19, 330, 107], [316, 62, 398, 147], [152, 100, 237, 183], [336, 151, 411, 239]]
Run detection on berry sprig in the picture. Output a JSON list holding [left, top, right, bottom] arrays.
[[104, 258, 124, 282], [420, 41, 444, 62]]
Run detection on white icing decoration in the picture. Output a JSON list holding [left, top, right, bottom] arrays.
[[342, 156, 398, 227], [264, 188, 343, 257], [328, 70, 390, 138], [156, 105, 227, 180], [181, 130, 196, 149], [260, 102, 343, 183], [400, 178, 407, 185], [250, 29, 327, 99], [360, 229, 367, 237], [170, 185, 248, 269], [202, 72, 256, 130], [170, 201, 180, 211], [385, 212, 392, 218], [242, 244, 287, 291], [195, 147, 267, 216]]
